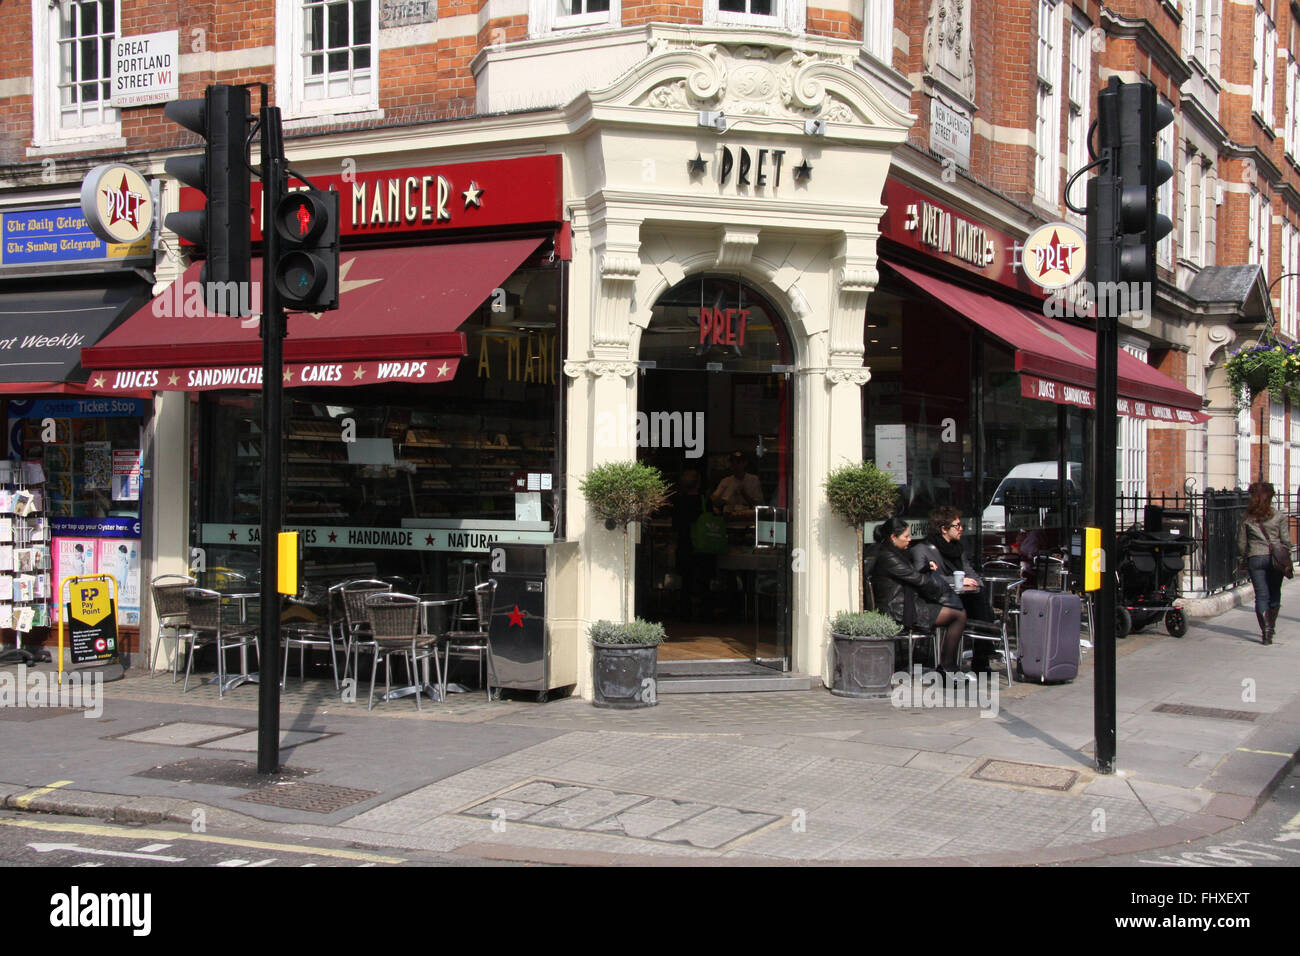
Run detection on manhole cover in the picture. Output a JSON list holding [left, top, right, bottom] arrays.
[[0, 707, 81, 721], [134, 758, 316, 789], [237, 781, 378, 813], [1153, 703, 1260, 722], [110, 722, 248, 747], [971, 759, 1080, 791]]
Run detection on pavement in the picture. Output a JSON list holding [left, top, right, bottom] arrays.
[[1, 594, 1297, 866]]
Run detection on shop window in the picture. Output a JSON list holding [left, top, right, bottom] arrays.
[[31, 0, 120, 147], [1237, 406, 1253, 489], [194, 263, 562, 586], [277, 0, 378, 119], [1117, 343, 1148, 521], [1289, 413, 1300, 507]]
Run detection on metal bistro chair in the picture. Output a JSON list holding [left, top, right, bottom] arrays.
[[362, 592, 435, 711], [281, 586, 342, 691], [440, 579, 499, 701], [865, 556, 939, 676], [340, 579, 393, 683], [149, 574, 196, 682], [182, 587, 260, 698], [451, 559, 487, 630]]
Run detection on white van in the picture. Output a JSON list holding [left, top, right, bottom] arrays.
[[982, 461, 1083, 533]]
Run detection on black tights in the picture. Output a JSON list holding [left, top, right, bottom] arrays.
[[935, 606, 967, 669]]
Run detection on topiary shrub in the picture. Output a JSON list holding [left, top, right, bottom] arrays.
[[580, 461, 671, 623], [825, 461, 901, 612]]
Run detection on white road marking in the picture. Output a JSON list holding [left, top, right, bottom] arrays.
[[29, 842, 186, 862], [136, 843, 174, 853]]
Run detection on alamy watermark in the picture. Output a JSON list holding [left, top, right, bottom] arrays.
[[0, 665, 103, 718], [151, 279, 262, 319], [890, 666, 999, 718], [50, 886, 151, 936], [1043, 280, 1153, 327], [594, 406, 705, 459]]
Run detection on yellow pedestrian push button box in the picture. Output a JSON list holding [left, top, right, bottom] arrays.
[[1085, 526, 1102, 592], [278, 532, 298, 596]]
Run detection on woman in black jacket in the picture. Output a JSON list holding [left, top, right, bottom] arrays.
[[870, 516, 969, 675]]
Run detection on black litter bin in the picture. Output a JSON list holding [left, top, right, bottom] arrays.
[[487, 544, 551, 700]]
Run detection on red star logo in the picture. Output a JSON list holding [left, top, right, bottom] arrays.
[[425, 534, 435, 546], [228, 530, 238, 541], [508, 605, 524, 627], [327, 531, 338, 543], [105, 174, 143, 231], [1036, 229, 1076, 278]]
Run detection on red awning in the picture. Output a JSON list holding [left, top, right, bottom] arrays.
[[80, 236, 544, 391], [885, 262, 1209, 424]]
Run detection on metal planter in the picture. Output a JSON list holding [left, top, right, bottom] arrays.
[[591, 642, 659, 709]]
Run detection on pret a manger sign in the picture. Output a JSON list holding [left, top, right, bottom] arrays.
[[699, 308, 748, 346]]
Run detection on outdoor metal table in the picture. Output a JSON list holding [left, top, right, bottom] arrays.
[[209, 591, 260, 693]]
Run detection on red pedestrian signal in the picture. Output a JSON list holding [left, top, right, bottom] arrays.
[[271, 189, 338, 311]]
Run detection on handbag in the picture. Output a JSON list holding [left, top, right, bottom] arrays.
[[1258, 521, 1295, 580], [930, 569, 964, 609], [690, 497, 729, 555]]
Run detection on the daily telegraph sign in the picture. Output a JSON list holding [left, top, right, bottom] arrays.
[[178, 154, 562, 242]]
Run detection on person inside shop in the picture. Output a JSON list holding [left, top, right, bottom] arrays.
[[672, 468, 712, 621], [711, 450, 763, 515], [870, 516, 972, 680], [910, 507, 998, 672]]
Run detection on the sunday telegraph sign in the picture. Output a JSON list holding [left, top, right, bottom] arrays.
[[879, 179, 1043, 297], [178, 155, 563, 242]]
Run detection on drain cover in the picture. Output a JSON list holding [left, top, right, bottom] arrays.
[[237, 781, 378, 813], [134, 758, 316, 789], [1153, 703, 1260, 722], [972, 759, 1079, 791]]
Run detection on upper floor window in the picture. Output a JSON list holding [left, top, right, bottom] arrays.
[[1065, 15, 1091, 220], [1254, 5, 1276, 125], [1034, 0, 1063, 204], [864, 0, 894, 65], [529, 0, 619, 36], [32, 0, 120, 145], [703, 0, 804, 32], [1157, 102, 1175, 267], [1186, 0, 1220, 76], [277, 0, 378, 118]]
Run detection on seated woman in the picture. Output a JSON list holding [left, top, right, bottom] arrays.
[[870, 516, 970, 677]]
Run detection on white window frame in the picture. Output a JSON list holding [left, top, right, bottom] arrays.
[[30, 0, 121, 148], [1157, 104, 1175, 267], [276, 0, 379, 120], [1035, 0, 1063, 204], [1249, 190, 1261, 266], [1238, 406, 1254, 489], [1118, 342, 1149, 504], [703, 0, 805, 34], [1254, 5, 1277, 124], [1289, 414, 1300, 508], [1270, 399, 1286, 489], [863, 0, 894, 64], [1261, 193, 1272, 279], [1287, 220, 1300, 340], [1065, 13, 1090, 222], [1182, 151, 1201, 265], [529, 0, 620, 35], [1286, 56, 1296, 157]]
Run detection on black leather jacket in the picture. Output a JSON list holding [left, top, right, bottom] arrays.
[[909, 535, 980, 582], [870, 540, 946, 631]]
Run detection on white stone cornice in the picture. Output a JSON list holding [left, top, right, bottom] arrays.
[[563, 359, 638, 379], [837, 266, 878, 295], [825, 367, 872, 385], [599, 255, 642, 281]]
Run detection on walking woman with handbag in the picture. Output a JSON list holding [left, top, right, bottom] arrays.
[[1237, 481, 1294, 645]]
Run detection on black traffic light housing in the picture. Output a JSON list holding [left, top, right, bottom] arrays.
[[1087, 76, 1174, 294], [163, 84, 252, 316], [272, 189, 339, 312]]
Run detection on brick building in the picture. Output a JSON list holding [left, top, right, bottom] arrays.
[[0, 0, 1267, 692]]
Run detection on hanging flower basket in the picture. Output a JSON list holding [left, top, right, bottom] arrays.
[[1224, 341, 1300, 408]]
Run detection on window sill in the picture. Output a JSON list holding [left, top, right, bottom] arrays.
[[1252, 111, 1277, 140], [27, 136, 127, 158], [281, 108, 385, 132]]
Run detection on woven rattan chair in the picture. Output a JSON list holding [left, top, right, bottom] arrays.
[[182, 587, 259, 698], [149, 574, 195, 682], [440, 579, 499, 701], [340, 579, 391, 683], [362, 591, 433, 711]]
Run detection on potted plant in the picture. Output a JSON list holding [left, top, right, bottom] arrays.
[[589, 618, 666, 708], [828, 611, 903, 699], [580, 461, 671, 707], [825, 462, 903, 697], [1224, 340, 1300, 408]]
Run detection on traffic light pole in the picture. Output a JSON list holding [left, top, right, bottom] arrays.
[[1093, 289, 1119, 775], [257, 106, 286, 775]]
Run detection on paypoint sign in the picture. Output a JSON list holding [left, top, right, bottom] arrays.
[[68, 582, 118, 665]]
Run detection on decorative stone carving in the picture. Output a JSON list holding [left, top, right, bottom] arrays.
[[1204, 323, 1237, 367], [717, 226, 760, 269], [599, 255, 642, 282], [923, 0, 975, 101], [563, 360, 638, 379], [837, 267, 878, 295], [825, 368, 872, 385]]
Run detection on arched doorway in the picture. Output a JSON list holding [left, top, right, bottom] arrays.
[[634, 275, 794, 671]]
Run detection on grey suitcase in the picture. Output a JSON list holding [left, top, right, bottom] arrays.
[[1017, 589, 1080, 682]]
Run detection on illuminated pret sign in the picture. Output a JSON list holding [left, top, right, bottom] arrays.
[[912, 200, 994, 268]]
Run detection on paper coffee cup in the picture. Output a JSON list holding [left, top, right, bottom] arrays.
[[953, 571, 965, 591]]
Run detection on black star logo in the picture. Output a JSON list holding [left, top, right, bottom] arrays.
[[228, 530, 238, 541], [327, 531, 338, 543], [792, 159, 813, 184], [687, 153, 708, 177]]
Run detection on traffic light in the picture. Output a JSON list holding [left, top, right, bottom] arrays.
[[1087, 76, 1173, 293], [272, 189, 339, 312], [163, 85, 252, 316]]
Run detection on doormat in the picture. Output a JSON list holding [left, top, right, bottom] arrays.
[[237, 781, 378, 813], [1152, 703, 1260, 722], [970, 759, 1080, 792], [457, 779, 780, 850], [134, 758, 316, 789]]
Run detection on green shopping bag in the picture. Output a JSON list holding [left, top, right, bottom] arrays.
[[691, 496, 729, 554]]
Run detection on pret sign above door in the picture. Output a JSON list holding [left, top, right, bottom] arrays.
[[178, 155, 562, 243], [80, 164, 154, 246], [699, 307, 748, 346], [691, 147, 810, 192]]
